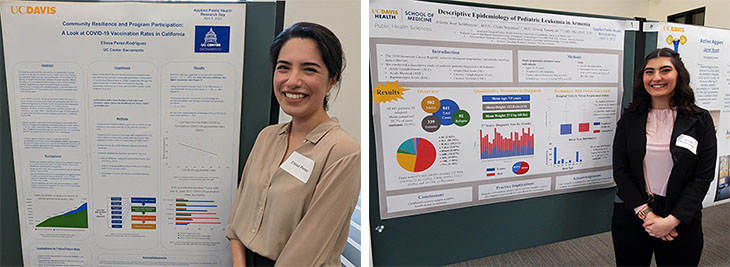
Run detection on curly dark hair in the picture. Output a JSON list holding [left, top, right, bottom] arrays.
[[628, 47, 699, 115], [270, 22, 345, 111]]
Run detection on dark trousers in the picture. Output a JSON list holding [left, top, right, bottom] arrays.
[[244, 246, 276, 267], [611, 197, 703, 266]]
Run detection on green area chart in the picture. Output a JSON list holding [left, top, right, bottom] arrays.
[[36, 203, 88, 228]]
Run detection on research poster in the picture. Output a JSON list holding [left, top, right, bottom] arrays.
[[652, 23, 730, 204], [2, 2, 244, 266], [370, 0, 628, 219]]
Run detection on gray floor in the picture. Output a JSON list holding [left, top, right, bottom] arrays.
[[447, 202, 730, 267]]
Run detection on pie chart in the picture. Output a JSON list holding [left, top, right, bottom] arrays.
[[396, 138, 437, 172]]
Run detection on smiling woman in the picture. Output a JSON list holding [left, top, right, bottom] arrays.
[[225, 22, 360, 267], [642, 57, 677, 108], [612, 48, 717, 266], [273, 38, 334, 122]]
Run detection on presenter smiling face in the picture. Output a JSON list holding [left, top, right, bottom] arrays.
[[643, 57, 677, 107], [273, 38, 336, 121]]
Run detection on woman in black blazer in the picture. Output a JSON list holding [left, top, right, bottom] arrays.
[[612, 48, 717, 266]]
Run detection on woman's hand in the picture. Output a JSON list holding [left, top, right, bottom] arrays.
[[231, 240, 246, 267], [643, 211, 660, 221], [643, 214, 680, 238], [642, 212, 672, 240], [660, 229, 678, 241]]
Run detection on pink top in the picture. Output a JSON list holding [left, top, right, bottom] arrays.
[[644, 108, 677, 196], [635, 108, 677, 213]]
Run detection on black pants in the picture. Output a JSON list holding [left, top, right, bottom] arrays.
[[245, 246, 276, 267], [611, 196, 703, 266]]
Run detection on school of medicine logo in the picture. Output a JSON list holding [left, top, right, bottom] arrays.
[[404, 10, 434, 23], [666, 35, 687, 52], [195, 26, 230, 53]]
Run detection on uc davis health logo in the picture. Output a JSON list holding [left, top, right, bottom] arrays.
[[372, 8, 398, 20], [195, 26, 230, 53], [10, 5, 56, 14]]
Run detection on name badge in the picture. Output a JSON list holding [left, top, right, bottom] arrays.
[[279, 151, 315, 183], [676, 134, 698, 155]]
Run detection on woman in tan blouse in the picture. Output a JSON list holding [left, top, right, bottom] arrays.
[[226, 22, 360, 266]]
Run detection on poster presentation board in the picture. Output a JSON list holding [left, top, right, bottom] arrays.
[[651, 22, 730, 205], [370, 0, 627, 219], [1, 1, 244, 266]]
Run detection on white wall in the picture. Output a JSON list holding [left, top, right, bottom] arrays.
[[278, 0, 361, 142], [466, 0, 730, 29], [465, 0, 649, 20], [647, 0, 730, 29]]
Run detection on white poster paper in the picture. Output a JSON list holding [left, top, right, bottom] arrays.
[[655, 23, 730, 205], [656, 23, 730, 111], [2, 1, 244, 265], [370, 0, 623, 219]]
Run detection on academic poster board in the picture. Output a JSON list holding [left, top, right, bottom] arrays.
[[649, 22, 730, 204], [370, 0, 628, 219], [1, 2, 244, 265]]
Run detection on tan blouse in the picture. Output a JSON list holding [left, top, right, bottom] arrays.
[[226, 117, 360, 266]]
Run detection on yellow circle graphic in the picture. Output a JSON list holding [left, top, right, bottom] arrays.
[[421, 96, 440, 113]]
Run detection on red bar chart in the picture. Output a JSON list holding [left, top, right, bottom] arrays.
[[480, 128, 534, 159], [175, 198, 221, 226]]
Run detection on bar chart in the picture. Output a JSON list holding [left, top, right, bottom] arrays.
[[479, 127, 535, 160], [559, 122, 602, 135], [174, 198, 221, 226], [547, 146, 583, 167]]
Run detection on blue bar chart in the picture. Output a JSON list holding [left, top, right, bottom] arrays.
[[548, 146, 583, 166], [175, 198, 221, 226]]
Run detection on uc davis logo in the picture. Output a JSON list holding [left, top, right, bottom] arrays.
[[10, 5, 56, 14], [372, 8, 398, 20], [195, 26, 230, 53], [666, 35, 687, 52]]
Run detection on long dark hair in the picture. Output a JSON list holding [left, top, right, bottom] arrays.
[[628, 47, 699, 115], [269, 22, 345, 110]]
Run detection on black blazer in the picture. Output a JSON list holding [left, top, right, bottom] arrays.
[[613, 107, 717, 225]]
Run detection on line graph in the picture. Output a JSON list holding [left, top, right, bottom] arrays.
[[178, 142, 218, 156]]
